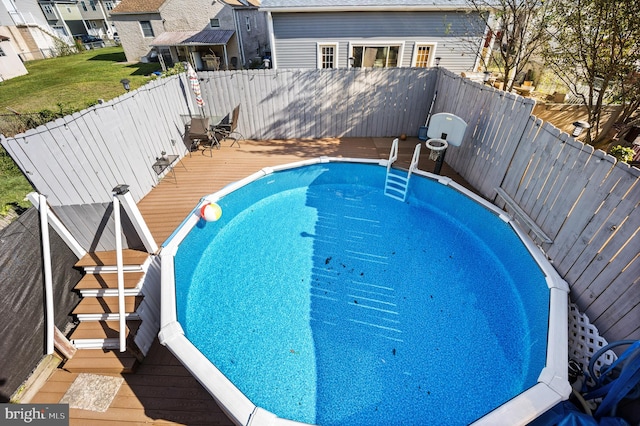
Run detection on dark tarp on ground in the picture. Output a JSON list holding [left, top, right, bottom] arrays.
[[0, 208, 82, 401]]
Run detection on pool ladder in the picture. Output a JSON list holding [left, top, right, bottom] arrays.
[[384, 138, 421, 202]]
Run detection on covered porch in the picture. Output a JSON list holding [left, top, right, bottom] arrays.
[[150, 29, 236, 71]]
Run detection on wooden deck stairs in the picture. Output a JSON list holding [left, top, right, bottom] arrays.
[[64, 249, 150, 374]]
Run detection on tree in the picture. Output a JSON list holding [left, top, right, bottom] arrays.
[[610, 70, 640, 146], [465, 0, 551, 91], [543, 0, 640, 146]]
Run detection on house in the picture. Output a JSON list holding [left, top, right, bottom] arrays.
[[37, 0, 121, 43], [0, 0, 70, 60], [260, 0, 487, 72], [0, 34, 28, 80], [38, 0, 86, 39], [110, 0, 268, 70], [75, 0, 122, 40]]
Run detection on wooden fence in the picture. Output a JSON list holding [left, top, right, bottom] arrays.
[[1, 67, 637, 342], [433, 70, 638, 342], [198, 67, 436, 140], [1, 68, 437, 250]]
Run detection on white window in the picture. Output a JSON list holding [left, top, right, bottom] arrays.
[[210, 18, 220, 28], [317, 43, 338, 69], [350, 43, 403, 68], [80, 1, 87, 11], [42, 4, 53, 14], [411, 43, 437, 67], [104, 1, 114, 10], [0, 46, 5, 57], [140, 21, 154, 37], [246, 16, 251, 32]]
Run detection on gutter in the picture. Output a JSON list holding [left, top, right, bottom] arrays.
[[110, 10, 161, 15], [260, 6, 473, 12]]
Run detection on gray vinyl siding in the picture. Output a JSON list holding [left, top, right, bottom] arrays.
[[0, 6, 10, 25], [272, 11, 483, 72]]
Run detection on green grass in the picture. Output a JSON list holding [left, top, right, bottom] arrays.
[[0, 47, 161, 113], [0, 150, 32, 215], [0, 47, 162, 218]]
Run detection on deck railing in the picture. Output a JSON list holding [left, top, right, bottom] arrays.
[[1, 67, 638, 342]]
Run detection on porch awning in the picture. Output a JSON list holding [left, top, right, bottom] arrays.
[[150, 30, 234, 47]]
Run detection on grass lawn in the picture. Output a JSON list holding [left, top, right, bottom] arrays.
[[0, 167, 32, 215], [0, 47, 162, 217], [0, 47, 162, 113]]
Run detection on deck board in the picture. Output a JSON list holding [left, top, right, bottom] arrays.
[[139, 137, 471, 245], [30, 137, 473, 425]]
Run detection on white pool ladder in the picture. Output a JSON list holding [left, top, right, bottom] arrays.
[[384, 139, 421, 202]]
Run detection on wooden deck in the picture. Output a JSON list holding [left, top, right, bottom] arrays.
[[30, 137, 474, 425], [138, 137, 473, 245]]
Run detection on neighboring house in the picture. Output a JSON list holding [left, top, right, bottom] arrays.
[[38, 0, 120, 42], [0, 34, 28, 80], [39, 0, 85, 38], [260, 0, 487, 73], [0, 0, 69, 60], [110, 0, 268, 70], [75, 0, 122, 40]]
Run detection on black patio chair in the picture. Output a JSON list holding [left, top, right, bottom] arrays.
[[212, 105, 244, 148]]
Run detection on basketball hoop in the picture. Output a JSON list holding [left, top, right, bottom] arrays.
[[426, 138, 448, 161]]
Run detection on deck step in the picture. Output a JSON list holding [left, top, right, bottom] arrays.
[[63, 348, 138, 374], [70, 320, 141, 340], [71, 338, 121, 350], [74, 272, 144, 297], [75, 249, 149, 268], [72, 296, 143, 317], [74, 272, 144, 290], [69, 249, 148, 370], [70, 323, 136, 348]]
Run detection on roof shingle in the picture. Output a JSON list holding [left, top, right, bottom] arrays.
[[111, 0, 166, 14], [150, 30, 235, 46]]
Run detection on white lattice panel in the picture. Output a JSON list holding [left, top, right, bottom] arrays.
[[568, 302, 618, 379]]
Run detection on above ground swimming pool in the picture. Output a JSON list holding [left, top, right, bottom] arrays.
[[159, 158, 570, 426]]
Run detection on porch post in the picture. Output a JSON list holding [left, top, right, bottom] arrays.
[[38, 194, 55, 355], [27, 192, 87, 259], [114, 185, 158, 254]]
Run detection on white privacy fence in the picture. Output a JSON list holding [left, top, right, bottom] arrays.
[[434, 70, 638, 343], [197, 67, 437, 139], [1, 67, 638, 342]]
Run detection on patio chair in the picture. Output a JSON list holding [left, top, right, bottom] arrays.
[[212, 105, 244, 148], [186, 116, 219, 156]]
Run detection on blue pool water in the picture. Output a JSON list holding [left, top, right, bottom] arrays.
[[174, 163, 550, 425]]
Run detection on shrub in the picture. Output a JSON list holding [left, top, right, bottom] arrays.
[[609, 145, 635, 163]]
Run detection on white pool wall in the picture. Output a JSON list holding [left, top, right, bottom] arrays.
[[159, 158, 571, 426]]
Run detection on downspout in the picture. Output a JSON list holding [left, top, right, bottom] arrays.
[[266, 11, 276, 68], [232, 9, 246, 67]]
